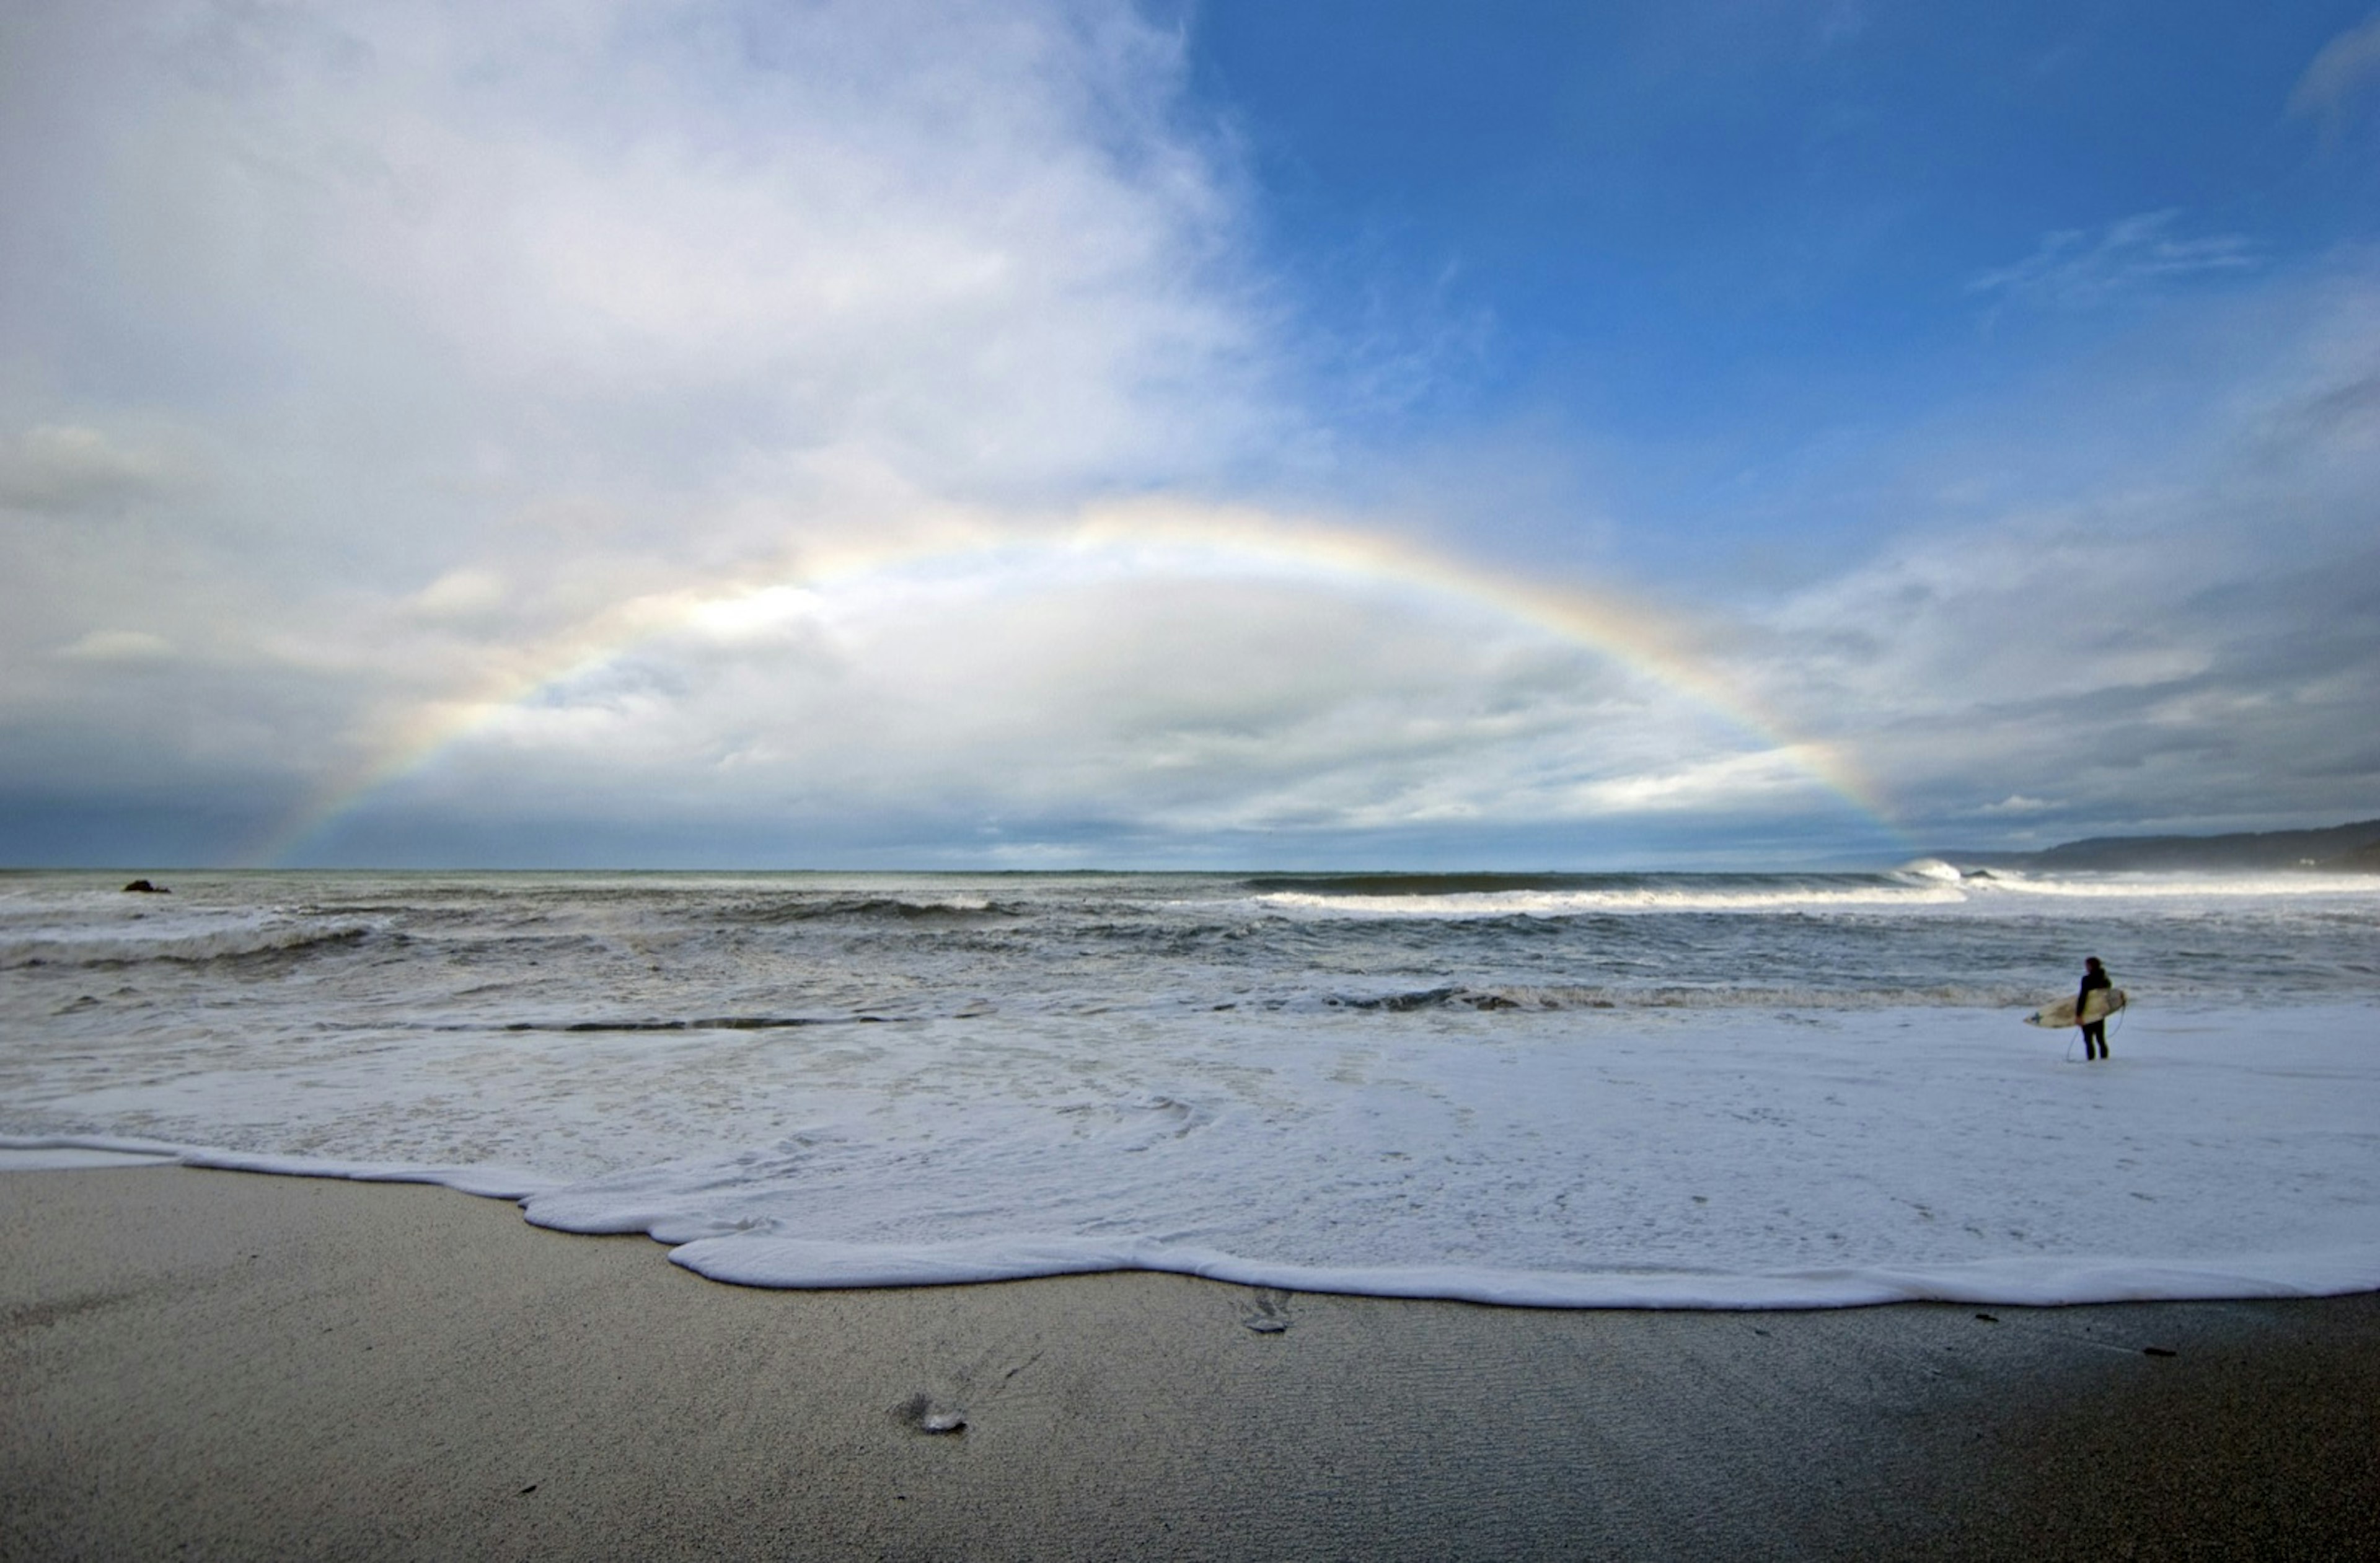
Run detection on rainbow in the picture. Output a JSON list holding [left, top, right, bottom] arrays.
[[252, 503, 1903, 865]]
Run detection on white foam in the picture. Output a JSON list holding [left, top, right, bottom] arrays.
[[0, 1143, 179, 1171], [0, 910, 372, 967], [6, 870, 2375, 1309], [0, 1132, 194, 1165], [1249, 870, 2380, 921], [0, 1134, 560, 1196], [664, 1235, 2380, 1308], [12, 1003, 2377, 1308], [1960, 871, 2379, 900], [1253, 884, 1970, 918]]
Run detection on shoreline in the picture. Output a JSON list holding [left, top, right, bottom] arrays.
[[15, 1132, 2380, 1310], [12, 995, 2380, 1313], [6, 1167, 2378, 1559]]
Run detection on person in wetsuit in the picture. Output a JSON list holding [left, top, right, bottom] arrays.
[[2077, 956, 2112, 1061]]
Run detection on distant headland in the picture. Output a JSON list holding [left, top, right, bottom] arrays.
[[1942, 819, 2380, 874]]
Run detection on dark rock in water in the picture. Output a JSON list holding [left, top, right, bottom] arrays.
[[121, 879, 170, 894]]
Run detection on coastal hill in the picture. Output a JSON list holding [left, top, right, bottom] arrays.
[[1946, 819, 2380, 873]]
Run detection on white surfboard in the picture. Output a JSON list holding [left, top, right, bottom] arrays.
[[2024, 988, 2127, 1028]]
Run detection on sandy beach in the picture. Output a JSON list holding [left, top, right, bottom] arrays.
[[0, 1168, 2372, 1560]]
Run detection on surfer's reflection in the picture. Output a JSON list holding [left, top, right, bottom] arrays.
[[2078, 957, 2113, 1061]]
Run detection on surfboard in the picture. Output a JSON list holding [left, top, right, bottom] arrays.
[[2024, 988, 2127, 1028]]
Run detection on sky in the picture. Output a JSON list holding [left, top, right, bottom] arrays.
[[1, 0, 2376, 870]]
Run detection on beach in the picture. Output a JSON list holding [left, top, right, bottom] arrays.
[[6, 1167, 2376, 1561], [10, 871, 2380, 1310]]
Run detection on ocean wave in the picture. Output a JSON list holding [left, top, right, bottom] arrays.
[[0, 920, 371, 969], [1323, 982, 2042, 1012], [1244, 873, 1645, 896], [1952, 871, 2380, 900], [1254, 883, 1970, 918], [720, 896, 1023, 925], [495, 1013, 901, 1034]]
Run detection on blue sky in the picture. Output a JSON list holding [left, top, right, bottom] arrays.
[[1196, 1, 2374, 537], [2, 1, 2376, 868]]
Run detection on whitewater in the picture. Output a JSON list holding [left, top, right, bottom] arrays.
[[2, 866, 2375, 1308]]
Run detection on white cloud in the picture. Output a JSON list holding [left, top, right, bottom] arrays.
[[407, 568, 508, 620], [1732, 265, 2380, 840], [1564, 749, 1836, 816], [1967, 211, 2257, 310], [2290, 11, 2380, 128], [30, 0, 1269, 502], [0, 426, 180, 513], [348, 525, 1814, 854], [4, 2, 2375, 866], [0, 0, 1310, 840]]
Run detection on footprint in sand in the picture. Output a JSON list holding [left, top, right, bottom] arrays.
[[896, 1393, 967, 1434]]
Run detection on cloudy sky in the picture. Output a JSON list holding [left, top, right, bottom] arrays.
[[3, 1, 2375, 870]]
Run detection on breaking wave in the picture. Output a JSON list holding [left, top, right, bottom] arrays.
[[719, 896, 1023, 925], [1255, 882, 1967, 918], [1323, 982, 2042, 1013], [495, 1013, 902, 1033], [0, 920, 371, 969]]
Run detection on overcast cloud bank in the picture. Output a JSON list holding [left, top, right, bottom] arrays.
[[2, 1, 2374, 867]]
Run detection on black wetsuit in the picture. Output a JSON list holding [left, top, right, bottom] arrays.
[[2078, 966, 2113, 1060]]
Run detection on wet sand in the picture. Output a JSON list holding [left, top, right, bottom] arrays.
[[4, 1167, 2376, 1560]]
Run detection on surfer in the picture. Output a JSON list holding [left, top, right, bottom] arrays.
[[2076, 957, 2112, 1061]]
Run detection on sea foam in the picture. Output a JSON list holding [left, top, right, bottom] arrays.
[[9, 1002, 2378, 1308], [4, 870, 2376, 1308]]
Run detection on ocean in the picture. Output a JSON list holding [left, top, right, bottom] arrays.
[[4, 865, 2376, 1307]]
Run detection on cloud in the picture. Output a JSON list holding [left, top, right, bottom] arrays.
[[294, 519, 1839, 865], [1, 2, 1910, 869], [0, 0, 1318, 853], [0, 426, 180, 513], [1735, 265, 2380, 842], [407, 569, 508, 620], [1966, 211, 2258, 311], [4, 2, 2376, 868], [0, 1, 1280, 584], [2290, 11, 2380, 129]]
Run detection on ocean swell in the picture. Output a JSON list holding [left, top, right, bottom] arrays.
[[1323, 982, 2045, 1012], [0, 920, 371, 969]]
